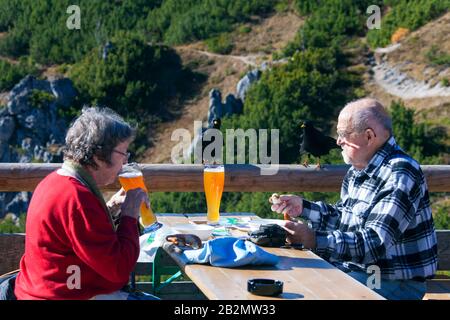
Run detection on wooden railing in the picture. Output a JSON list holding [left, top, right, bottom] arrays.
[[0, 163, 450, 192]]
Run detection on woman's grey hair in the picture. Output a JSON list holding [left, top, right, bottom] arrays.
[[63, 106, 136, 169], [346, 98, 393, 135]]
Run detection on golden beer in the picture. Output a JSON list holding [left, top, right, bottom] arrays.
[[203, 165, 224, 225], [118, 171, 157, 227]]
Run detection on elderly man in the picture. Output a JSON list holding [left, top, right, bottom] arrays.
[[271, 98, 438, 300]]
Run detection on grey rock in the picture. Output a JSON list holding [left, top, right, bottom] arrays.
[[207, 89, 223, 127], [0, 75, 76, 218], [236, 69, 261, 101], [50, 78, 78, 107], [4, 192, 30, 216], [0, 117, 15, 142], [224, 94, 243, 116], [102, 41, 114, 60]]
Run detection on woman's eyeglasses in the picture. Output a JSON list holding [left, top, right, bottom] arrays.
[[113, 149, 130, 161]]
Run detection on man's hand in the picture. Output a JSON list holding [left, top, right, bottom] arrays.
[[283, 221, 316, 250], [269, 194, 303, 218], [120, 188, 150, 220]]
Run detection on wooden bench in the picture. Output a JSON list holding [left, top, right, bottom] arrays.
[[0, 233, 205, 299], [1, 231, 449, 299], [0, 233, 25, 275], [132, 249, 206, 300], [423, 230, 450, 300]]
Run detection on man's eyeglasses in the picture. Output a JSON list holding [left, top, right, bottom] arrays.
[[113, 149, 130, 161], [336, 130, 353, 140], [336, 127, 375, 140]]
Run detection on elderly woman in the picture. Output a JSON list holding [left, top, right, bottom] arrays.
[[14, 107, 151, 300]]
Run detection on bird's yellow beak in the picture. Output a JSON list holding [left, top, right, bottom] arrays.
[[300, 123, 306, 128]]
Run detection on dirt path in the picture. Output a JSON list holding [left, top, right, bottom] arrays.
[[140, 11, 303, 164], [187, 49, 266, 67]]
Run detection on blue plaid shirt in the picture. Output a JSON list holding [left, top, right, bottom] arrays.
[[302, 136, 438, 280]]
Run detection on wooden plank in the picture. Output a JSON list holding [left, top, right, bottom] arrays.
[[177, 248, 384, 300], [0, 233, 25, 275], [133, 262, 153, 275], [0, 163, 449, 192], [424, 279, 450, 300], [437, 230, 450, 271], [135, 282, 207, 300], [159, 215, 384, 300]]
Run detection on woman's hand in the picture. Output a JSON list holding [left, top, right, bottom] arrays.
[[120, 188, 150, 220], [107, 188, 126, 217]]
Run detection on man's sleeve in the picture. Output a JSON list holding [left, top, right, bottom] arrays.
[[314, 161, 422, 264], [302, 199, 344, 232], [68, 191, 140, 285]]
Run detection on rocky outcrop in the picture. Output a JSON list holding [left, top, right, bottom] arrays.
[[0, 75, 77, 218], [206, 66, 264, 127], [236, 68, 262, 101]]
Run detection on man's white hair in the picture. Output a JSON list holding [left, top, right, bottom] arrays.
[[343, 98, 392, 134]]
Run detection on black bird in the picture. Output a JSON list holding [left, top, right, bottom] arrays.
[[202, 118, 222, 164], [299, 121, 340, 168]]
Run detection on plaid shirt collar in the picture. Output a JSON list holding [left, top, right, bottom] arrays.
[[350, 136, 397, 179]]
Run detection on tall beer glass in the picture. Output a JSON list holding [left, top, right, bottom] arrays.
[[203, 164, 224, 225], [118, 163, 162, 232]]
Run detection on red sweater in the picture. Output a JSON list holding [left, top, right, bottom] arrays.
[[15, 172, 140, 300]]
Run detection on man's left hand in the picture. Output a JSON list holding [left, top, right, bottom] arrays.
[[283, 221, 316, 250]]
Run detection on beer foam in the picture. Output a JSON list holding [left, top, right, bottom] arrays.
[[118, 171, 142, 178], [204, 166, 224, 172]]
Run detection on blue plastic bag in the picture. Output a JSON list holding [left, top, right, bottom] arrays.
[[180, 237, 279, 268]]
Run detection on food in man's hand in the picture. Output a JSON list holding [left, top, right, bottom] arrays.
[[269, 193, 290, 220], [269, 193, 281, 204]]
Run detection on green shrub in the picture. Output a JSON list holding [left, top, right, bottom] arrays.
[[0, 58, 37, 91], [69, 32, 203, 157], [28, 89, 55, 109], [432, 201, 450, 230], [426, 45, 450, 66], [205, 34, 234, 54], [146, 0, 275, 45], [390, 101, 448, 163], [238, 25, 252, 34], [70, 32, 190, 116], [367, 0, 450, 48], [0, 213, 26, 234], [275, 0, 290, 13], [0, 0, 158, 64], [221, 47, 355, 164]]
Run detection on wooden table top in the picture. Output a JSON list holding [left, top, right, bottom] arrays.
[[156, 213, 385, 300]]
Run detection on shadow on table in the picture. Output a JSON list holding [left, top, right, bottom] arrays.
[[279, 292, 305, 299], [232, 255, 335, 271]]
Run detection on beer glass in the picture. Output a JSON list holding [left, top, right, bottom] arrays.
[[203, 164, 225, 225], [118, 163, 162, 232]]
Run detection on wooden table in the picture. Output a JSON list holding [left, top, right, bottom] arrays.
[[155, 213, 385, 300]]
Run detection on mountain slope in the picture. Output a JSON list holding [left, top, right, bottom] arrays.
[[365, 12, 450, 111], [141, 11, 303, 163]]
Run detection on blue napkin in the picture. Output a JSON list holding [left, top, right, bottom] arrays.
[[180, 237, 279, 268]]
